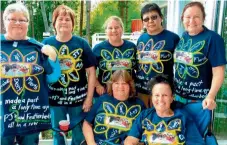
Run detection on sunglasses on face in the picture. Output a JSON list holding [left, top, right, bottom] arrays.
[[143, 15, 158, 22]]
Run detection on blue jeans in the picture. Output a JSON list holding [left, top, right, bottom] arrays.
[[50, 106, 84, 145], [1, 133, 39, 145], [175, 95, 211, 136]]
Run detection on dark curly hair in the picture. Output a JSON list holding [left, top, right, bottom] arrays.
[[148, 74, 174, 95]]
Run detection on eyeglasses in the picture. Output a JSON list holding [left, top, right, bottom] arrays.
[[7, 18, 28, 24], [183, 16, 201, 21], [143, 15, 158, 22]]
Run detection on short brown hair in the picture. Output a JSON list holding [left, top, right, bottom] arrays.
[[106, 70, 135, 98], [181, 1, 206, 21], [52, 5, 75, 33]]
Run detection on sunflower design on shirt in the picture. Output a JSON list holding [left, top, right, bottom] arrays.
[[0, 49, 43, 95], [142, 119, 185, 145], [56, 44, 83, 87], [174, 38, 207, 79], [94, 102, 141, 143], [137, 39, 172, 74], [99, 48, 135, 83]]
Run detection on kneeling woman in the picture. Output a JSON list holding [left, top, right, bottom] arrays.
[[124, 75, 205, 145], [83, 70, 146, 145]]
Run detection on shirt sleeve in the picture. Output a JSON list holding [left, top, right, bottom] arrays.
[[208, 32, 227, 67], [85, 97, 102, 124], [174, 34, 180, 47], [132, 42, 138, 73], [137, 98, 146, 110], [92, 44, 100, 68], [42, 39, 47, 44], [82, 40, 96, 68], [127, 111, 144, 139], [46, 58, 61, 83]]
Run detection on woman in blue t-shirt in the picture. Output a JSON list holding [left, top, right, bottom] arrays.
[[135, 3, 180, 107], [42, 5, 96, 145], [173, 1, 226, 135], [125, 75, 205, 145], [1, 3, 60, 145], [93, 16, 137, 98], [82, 70, 146, 145]]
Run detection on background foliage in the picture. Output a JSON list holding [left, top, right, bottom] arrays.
[[90, 1, 142, 34], [1, 0, 143, 42]]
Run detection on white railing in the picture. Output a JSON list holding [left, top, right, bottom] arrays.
[[38, 139, 227, 145], [39, 139, 71, 145], [91, 32, 142, 48]]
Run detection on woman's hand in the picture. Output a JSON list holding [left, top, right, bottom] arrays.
[[88, 143, 97, 145], [202, 97, 216, 110], [96, 85, 105, 96], [83, 97, 93, 112], [202, 66, 225, 110], [41, 45, 57, 61]]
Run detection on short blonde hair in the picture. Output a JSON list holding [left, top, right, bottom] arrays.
[[106, 70, 136, 98], [103, 16, 124, 32], [3, 3, 29, 23]]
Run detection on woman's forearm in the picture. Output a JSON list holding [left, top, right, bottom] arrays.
[[82, 120, 97, 145], [207, 65, 225, 100], [86, 66, 96, 100]]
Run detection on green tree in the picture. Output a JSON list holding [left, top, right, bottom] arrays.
[[90, 0, 143, 34]]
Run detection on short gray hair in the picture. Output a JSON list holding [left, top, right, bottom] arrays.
[[103, 16, 124, 32], [3, 3, 30, 22]]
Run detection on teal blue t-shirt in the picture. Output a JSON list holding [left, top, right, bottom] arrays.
[[0, 35, 54, 137], [174, 26, 227, 101], [42, 35, 96, 106], [135, 30, 179, 95], [85, 94, 146, 144], [128, 108, 205, 145], [93, 40, 137, 86]]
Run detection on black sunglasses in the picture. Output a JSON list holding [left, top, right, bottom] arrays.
[[143, 15, 158, 22]]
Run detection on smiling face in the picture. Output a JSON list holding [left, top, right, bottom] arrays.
[[182, 6, 204, 36], [55, 13, 73, 35], [142, 11, 163, 35], [112, 77, 130, 101], [5, 12, 29, 40], [151, 83, 173, 114], [105, 19, 123, 43]]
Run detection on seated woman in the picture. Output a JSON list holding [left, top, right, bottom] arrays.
[[124, 75, 205, 145], [82, 70, 146, 145]]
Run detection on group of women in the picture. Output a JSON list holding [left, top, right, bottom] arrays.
[[1, 1, 226, 145]]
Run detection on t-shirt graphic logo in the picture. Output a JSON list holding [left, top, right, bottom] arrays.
[[137, 39, 172, 74], [99, 48, 134, 83], [174, 38, 207, 78], [56, 44, 83, 87], [142, 119, 185, 144], [94, 102, 141, 143], [0, 50, 43, 95]]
